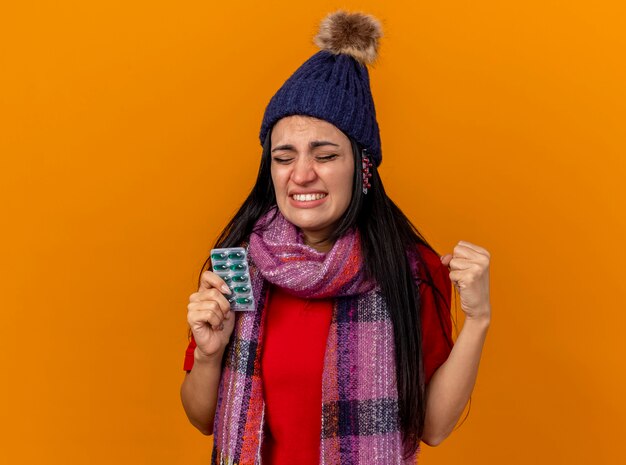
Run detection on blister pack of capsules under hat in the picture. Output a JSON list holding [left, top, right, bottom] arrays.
[[210, 247, 255, 311]]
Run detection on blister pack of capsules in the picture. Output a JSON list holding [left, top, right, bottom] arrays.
[[210, 247, 255, 311]]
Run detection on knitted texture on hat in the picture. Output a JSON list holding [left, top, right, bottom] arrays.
[[259, 10, 384, 166]]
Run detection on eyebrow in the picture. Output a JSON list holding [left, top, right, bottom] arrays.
[[271, 140, 340, 153]]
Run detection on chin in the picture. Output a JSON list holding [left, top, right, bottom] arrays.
[[290, 216, 331, 232], [280, 209, 333, 233]]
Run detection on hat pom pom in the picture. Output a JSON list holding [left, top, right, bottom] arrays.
[[313, 10, 383, 66]]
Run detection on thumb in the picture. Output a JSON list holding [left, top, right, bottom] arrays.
[[440, 253, 452, 267]]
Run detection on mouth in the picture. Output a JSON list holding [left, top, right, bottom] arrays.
[[290, 193, 327, 202]]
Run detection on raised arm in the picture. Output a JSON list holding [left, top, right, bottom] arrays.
[[421, 240, 491, 446]]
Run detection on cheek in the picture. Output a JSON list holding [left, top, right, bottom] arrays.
[[340, 181, 353, 205], [328, 166, 354, 206], [270, 167, 286, 194]]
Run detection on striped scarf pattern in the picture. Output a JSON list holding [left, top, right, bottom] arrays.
[[211, 209, 420, 464]]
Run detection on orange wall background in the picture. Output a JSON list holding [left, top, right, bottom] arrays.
[[1, 1, 624, 464]]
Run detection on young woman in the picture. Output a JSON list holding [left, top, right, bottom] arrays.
[[180, 10, 491, 465]]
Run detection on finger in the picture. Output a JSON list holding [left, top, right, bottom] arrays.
[[448, 257, 476, 271], [191, 288, 232, 316], [202, 297, 232, 319], [457, 240, 490, 257], [199, 270, 232, 294], [201, 290, 232, 317], [190, 300, 230, 321], [448, 270, 464, 289], [189, 308, 223, 330], [452, 243, 479, 260], [440, 254, 453, 266]]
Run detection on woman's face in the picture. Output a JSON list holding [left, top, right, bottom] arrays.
[[270, 115, 354, 247]]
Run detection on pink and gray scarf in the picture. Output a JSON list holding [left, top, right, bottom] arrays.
[[210, 208, 421, 464]]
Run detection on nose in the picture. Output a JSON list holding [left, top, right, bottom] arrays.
[[291, 157, 317, 185]]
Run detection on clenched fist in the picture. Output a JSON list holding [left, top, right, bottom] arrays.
[[187, 271, 237, 360], [440, 240, 491, 323]]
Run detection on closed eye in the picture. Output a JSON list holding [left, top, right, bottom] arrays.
[[272, 157, 293, 164], [317, 154, 338, 161]]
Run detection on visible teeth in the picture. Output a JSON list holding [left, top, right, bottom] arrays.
[[292, 193, 327, 201]]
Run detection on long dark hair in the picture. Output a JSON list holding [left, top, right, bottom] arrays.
[[192, 129, 457, 457]]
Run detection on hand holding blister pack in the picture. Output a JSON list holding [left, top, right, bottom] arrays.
[[210, 247, 256, 311]]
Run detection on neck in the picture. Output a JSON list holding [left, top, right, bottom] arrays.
[[302, 230, 334, 253]]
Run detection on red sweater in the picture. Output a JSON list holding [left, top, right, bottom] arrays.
[[183, 243, 454, 465]]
